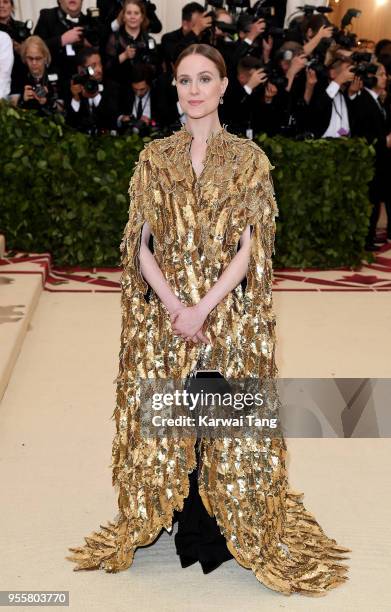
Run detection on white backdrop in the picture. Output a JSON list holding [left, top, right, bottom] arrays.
[[14, 0, 205, 42], [15, 1, 333, 40], [14, 1, 289, 43]]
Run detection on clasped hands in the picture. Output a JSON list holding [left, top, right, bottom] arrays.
[[169, 302, 211, 345]]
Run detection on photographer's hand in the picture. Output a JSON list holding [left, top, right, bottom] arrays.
[[303, 25, 333, 56], [262, 34, 273, 62], [247, 18, 266, 43], [191, 10, 213, 36], [348, 75, 362, 95], [61, 27, 84, 46], [23, 85, 35, 102], [119, 45, 137, 63], [247, 68, 267, 90], [334, 64, 355, 86], [304, 67, 317, 103]]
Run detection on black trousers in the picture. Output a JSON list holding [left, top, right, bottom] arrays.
[[366, 178, 391, 245], [173, 438, 233, 573], [172, 371, 233, 573]]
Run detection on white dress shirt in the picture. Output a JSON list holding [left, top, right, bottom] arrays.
[[71, 92, 102, 112], [321, 80, 350, 138], [132, 91, 151, 119], [0, 31, 14, 98]]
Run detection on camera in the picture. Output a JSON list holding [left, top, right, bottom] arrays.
[[9, 19, 33, 43], [262, 66, 288, 91], [351, 61, 378, 88], [72, 66, 99, 95], [81, 7, 101, 47]]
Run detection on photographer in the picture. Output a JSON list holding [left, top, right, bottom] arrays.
[[307, 57, 359, 138], [98, 0, 162, 39], [271, 41, 310, 136], [104, 0, 159, 87], [221, 55, 268, 137], [15, 36, 63, 116], [301, 14, 334, 58], [231, 11, 268, 67], [349, 62, 391, 250], [66, 46, 119, 134], [34, 0, 103, 100], [117, 62, 159, 135], [0, 0, 32, 94], [161, 3, 211, 72]]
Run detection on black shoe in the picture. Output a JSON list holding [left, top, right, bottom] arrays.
[[200, 559, 223, 574], [179, 555, 198, 569], [365, 243, 380, 251]]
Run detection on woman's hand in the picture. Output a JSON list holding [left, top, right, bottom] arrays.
[[170, 304, 210, 344], [119, 45, 137, 63]]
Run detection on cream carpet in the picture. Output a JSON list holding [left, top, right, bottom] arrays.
[[1, 291, 390, 611]]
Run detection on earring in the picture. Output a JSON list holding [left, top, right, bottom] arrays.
[[219, 96, 224, 104]]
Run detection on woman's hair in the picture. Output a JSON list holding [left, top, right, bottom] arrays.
[[20, 35, 51, 66], [120, 0, 150, 32], [301, 14, 328, 39], [173, 43, 227, 80]]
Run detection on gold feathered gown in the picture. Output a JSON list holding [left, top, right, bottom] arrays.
[[66, 124, 351, 596]]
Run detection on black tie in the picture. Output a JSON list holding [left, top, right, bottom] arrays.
[[378, 100, 387, 120], [136, 96, 143, 120]]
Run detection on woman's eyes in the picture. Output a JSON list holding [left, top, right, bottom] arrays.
[[179, 77, 211, 84]]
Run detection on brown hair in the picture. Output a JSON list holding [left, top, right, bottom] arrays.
[[121, 0, 150, 32], [173, 43, 227, 80], [20, 35, 51, 66]]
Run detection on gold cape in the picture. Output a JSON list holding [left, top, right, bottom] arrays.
[[66, 124, 351, 596]]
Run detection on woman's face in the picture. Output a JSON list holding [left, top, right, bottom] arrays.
[[375, 64, 387, 91], [176, 54, 227, 120], [124, 3, 142, 29], [25, 43, 46, 78], [0, 0, 12, 22]]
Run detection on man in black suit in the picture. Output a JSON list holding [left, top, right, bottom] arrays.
[[66, 47, 119, 134], [117, 63, 160, 134], [349, 62, 391, 250], [160, 2, 208, 72], [221, 55, 268, 137], [34, 0, 103, 100], [307, 58, 358, 139]]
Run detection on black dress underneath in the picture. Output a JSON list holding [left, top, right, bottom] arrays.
[[172, 437, 234, 574]]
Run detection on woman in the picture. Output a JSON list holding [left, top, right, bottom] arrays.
[[16, 36, 62, 115], [66, 44, 351, 596], [104, 0, 159, 87]]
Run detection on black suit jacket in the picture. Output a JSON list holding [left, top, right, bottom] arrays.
[[308, 79, 355, 138], [349, 87, 391, 198], [118, 85, 158, 121], [66, 78, 119, 133], [34, 7, 100, 99], [220, 76, 264, 136]]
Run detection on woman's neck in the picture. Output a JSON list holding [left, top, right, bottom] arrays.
[[184, 118, 223, 143], [124, 25, 140, 37]]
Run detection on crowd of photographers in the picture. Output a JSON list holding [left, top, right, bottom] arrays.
[[1, 0, 391, 249]]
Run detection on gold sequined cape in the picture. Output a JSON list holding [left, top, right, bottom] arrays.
[[66, 124, 351, 596]]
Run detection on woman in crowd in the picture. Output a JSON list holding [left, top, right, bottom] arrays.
[[104, 0, 160, 88], [17, 35, 63, 116]]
